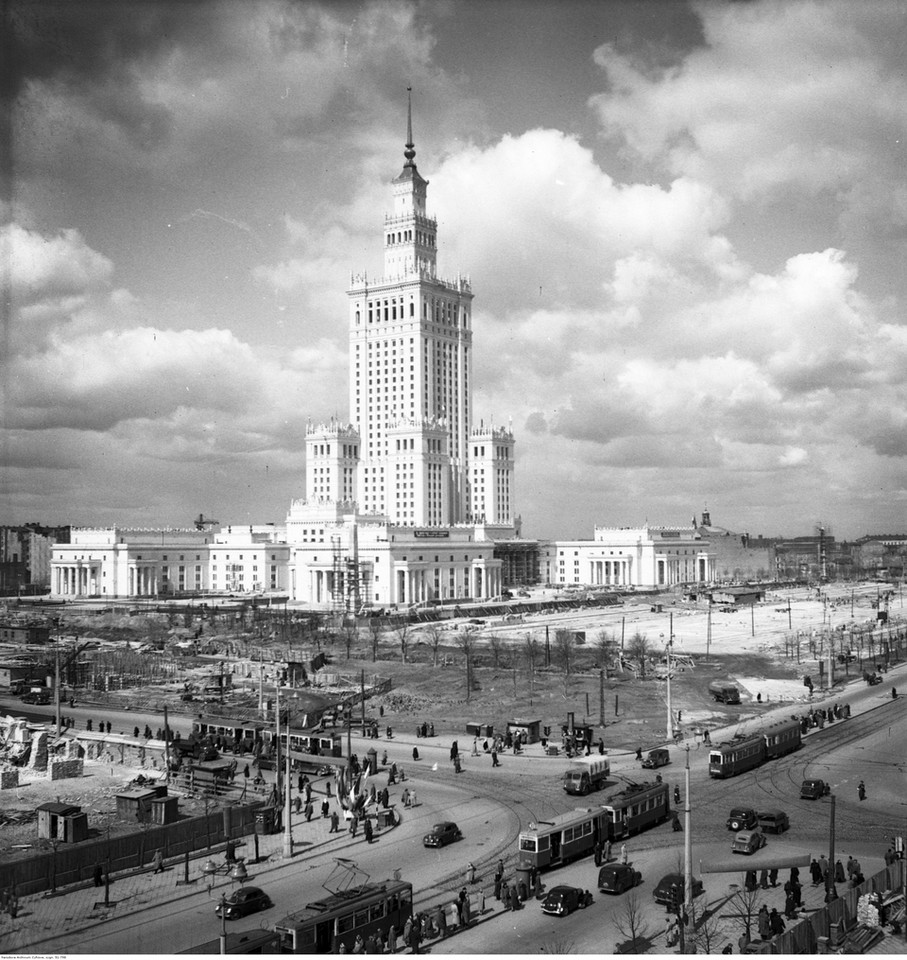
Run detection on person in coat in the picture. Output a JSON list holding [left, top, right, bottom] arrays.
[[835, 860, 846, 883], [386, 925, 397, 953], [769, 908, 786, 936], [758, 905, 771, 940], [810, 858, 822, 885], [363, 818, 374, 843]]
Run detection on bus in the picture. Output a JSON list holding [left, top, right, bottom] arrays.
[[274, 879, 412, 953], [600, 781, 671, 839], [518, 807, 608, 871]]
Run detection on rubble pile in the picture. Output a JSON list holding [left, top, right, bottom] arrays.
[[378, 691, 437, 714]]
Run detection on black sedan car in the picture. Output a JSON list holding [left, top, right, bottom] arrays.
[[598, 863, 642, 894], [214, 886, 273, 920], [423, 821, 462, 847], [541, 885, 592, 917]]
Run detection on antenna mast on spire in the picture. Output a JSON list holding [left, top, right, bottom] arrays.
[[404, 86, 416, 167]]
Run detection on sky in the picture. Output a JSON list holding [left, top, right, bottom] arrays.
[[2, 0, 907, 542]]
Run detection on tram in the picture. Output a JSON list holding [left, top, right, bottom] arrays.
[[518, 808, 608, 870], [708, 717, 801, 778], [274, 879, 413, 954], [600, 781, 671, 839]]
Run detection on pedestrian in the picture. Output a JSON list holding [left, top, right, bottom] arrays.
[[243, 764, 250, 779], [93, 863, 104, 887], [294, 796, 302, 814], [858, 780, 866, 801], [353, 933, 364, 954], [322, 798, 330, 817], [494, 874, 502, 900], [509, 884, 521, 911], [635, 746, 643, 761], [671, 812, 682, 832], [619, 844, 628, 865], [330, 811, 340, 833], [350, 815, 358, 837], [472, 737, 479, 756], [386, 726, 393, 739], [769, 868, 778, 887], [819, 854, 829, 880], [674, 785, 681, 805], [491, 749, 500, 767], [381, 787, 389, 809], [304, 801, 313, 821], [298, 773, 304, 792], [87, 718, 93, 731], [466, 862, 476, 884], [133, 726, 139, 738], [703, 729, 711, 745], [387, 924, 397, 953], [793, 879, 802, 906], [604, 839, 612, 862], [501, 880, 510, 908], [593, 840, 603, 866], [745, 870, 757, 892], [769, 908, 785, 936], [757, 905, 771, 940], [412, 746, 419, 762], [106, 720, 112, 734], [453, 756, 462, 774], [388, 764, 397, 786], [363, 818, 373, 843], [435, 903, 447, 939], [759, 868, 769, 889], [835, 860, 845, 883], [810, 858, 822, 885], [304, 782, 312, 803]]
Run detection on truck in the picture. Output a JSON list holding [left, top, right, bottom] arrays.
[[708, 680, 741, 704], [562, 755, 610, 795]]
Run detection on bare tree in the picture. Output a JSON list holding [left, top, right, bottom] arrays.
[[523, 633, 540, 702], [488, 632, 505, 669], [425, 623, 444, 667], [342, 620, 358, 660], [457, 627, 478, 702], [538, 937, 576, 954], [612, 889, 654, 954], [687, 897, 727, 955], [627, 630, 651, 678], [722, 887, 762, 947], [552, 629, 575, 697], [397, 620, 413, 663], [594, 629, 616, 671], [367, 618, 383, 662]]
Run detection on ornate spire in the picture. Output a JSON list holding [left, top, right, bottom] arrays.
[[404, 86, 416, 167]]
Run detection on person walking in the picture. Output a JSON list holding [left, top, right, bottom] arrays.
[[330, 810, 340, 833], [321, 798, 330, 818], [435, 903, 447, 939], [810, 859, 822, 885], [93, 863, 104, 887], [349, 815, 358, 838], [835, 859, 845, 883], [858, 780, 866, 801], [152, 849, 164, 874], [619, 844, 628, 865], [491, 748, 500, 767], [363, 818, 374, 843], [759, 868, 769, 889], [673, 785, 681, 805], [304, 801, 313, 822], [466, 862, 476, 884], [757, 905, 771, 940]]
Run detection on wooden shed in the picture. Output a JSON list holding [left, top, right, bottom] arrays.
[[37, 801, 88, 843], [507, 718, 542, 743]]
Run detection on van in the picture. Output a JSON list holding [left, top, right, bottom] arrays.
[[800, 779, 828, 800], [641, 748, 670, 769], [708, 680, 741, 704]]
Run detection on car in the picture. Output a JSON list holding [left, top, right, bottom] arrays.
[[641, 748, 670, 769], [757, 809, 790, 834], [653, 873, 704, 906], [541, 885, 592, 916], [800, 778, 829, 800], [20, 692, 51, 705], [732, 829, 767, 855], [214, 886, 273, 920], [597, 864, 642, 895], [423, 821, 462, 847], [726, 807, 758, 831]]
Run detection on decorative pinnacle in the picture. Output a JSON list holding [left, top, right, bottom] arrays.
[[404, 86, 416, 166]]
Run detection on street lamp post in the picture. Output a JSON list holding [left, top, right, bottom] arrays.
[[682, 745, 693, 953]]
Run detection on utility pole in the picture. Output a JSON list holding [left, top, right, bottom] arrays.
[[599, 669, 605, 727], [826, 794, 838, 902], [54, 642, 62, 737], [706, 605, 712, 660], [258, 649, 263, 717], [283, 721, 293, 859], [683, 745, 693, 952], [666, 613, 674, 740], [750, 601, 755, 637], [275, 684, 282, 815], [788, 597, 793, 631], [164, 705, 171, 785]]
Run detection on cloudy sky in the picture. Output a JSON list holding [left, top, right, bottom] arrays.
[[3, 0, 906, 541]]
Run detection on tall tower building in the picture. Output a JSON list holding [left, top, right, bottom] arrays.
[[348, 92, 477, 525]]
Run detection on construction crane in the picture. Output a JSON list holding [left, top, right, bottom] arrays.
[[194, 514, 219, 531]]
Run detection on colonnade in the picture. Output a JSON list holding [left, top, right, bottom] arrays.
[[129, 566, 159, 596], [53, 564, 99, 596], [590, 558, 632, 586]]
